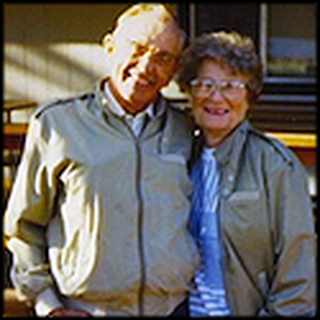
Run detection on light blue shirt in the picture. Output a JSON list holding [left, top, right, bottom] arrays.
[[189, 147, 231, 316]]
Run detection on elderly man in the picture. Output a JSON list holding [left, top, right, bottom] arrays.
[[4, 4, 199, 317]]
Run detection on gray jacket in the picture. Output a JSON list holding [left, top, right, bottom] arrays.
[[189, 120, 316, 316], [4, 88, 200, 316]]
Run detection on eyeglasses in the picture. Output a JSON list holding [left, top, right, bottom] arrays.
[[189, 78, 247, 98], [131, 41, 179, 69]]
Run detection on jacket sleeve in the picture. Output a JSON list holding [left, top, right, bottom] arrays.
[[259, 154, 316, 316], [4, 115, 61, 305]]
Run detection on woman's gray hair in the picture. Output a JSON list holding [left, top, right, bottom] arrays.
[[176, 30, 263, 103]]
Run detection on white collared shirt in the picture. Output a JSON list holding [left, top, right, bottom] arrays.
[[103, 83, 154, 137]]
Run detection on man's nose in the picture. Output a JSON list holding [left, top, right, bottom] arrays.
[[137, 51, 156, 73]]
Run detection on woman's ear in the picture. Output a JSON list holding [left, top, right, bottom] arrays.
[[101, 33, 114, 55]]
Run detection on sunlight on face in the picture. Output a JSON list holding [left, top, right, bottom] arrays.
[[107, 14, 183, 114]]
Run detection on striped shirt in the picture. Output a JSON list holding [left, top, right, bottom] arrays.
[[189, 147, 232, 317]]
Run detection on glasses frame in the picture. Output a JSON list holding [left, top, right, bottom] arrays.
[[130, 40, 179, 70], [189, 78, 248, 98]]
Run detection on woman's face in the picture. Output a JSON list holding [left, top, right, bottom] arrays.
[[190, 59, 250, 146]]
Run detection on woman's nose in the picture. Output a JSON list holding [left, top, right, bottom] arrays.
[[206, 86, 225, 101]]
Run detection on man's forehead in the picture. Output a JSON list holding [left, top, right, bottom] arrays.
[[115, 18, 182, 46], [117, 5, 172, 27], [116, 14, 172, 36]]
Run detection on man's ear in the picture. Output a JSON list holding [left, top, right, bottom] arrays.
[[101, 33, 114, 55]]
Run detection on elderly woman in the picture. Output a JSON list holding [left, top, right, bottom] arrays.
[[177, 31, 316, 317]]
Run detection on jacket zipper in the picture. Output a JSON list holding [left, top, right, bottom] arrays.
[[135, 139, 146, 316], [216, 175, 234, 315], [121, 118, 146, 315], [217, 201, 233, 314]]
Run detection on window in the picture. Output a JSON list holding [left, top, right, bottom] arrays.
[[263, 3, 316, 78]]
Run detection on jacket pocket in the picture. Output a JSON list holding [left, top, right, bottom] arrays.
[[228, 190, 260, 202], [158, 153, 187, 166]]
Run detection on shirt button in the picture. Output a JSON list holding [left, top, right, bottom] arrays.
[[222, 188, 230, 197], [228, 175, 234, 182]]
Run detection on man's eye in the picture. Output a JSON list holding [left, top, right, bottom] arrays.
[[137, 46, 148, 55], [132, 43, 148, 55], [155, 52, 176, 65]]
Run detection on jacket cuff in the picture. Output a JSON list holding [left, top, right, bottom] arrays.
[[35, 287, 63, 316]]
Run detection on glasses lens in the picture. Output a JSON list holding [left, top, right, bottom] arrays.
[[190, 79, 214, 94], [220, 81, 246, 98], [190, 78, 246, 97]]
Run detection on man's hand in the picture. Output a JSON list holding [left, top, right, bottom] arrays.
[[47, 307, 92, 317]]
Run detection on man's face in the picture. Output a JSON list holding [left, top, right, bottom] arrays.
[[107, 18, 183, 114]]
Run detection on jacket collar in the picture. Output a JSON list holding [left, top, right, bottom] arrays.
[[87, 78, 167, 138], [215, 120, 251, 166], [192, 120, 252, 169], [97, 77, 166, 119]]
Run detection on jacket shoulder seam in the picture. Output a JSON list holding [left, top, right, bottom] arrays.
[[35, 92, 95, 119], [248, 128, 296, 165]]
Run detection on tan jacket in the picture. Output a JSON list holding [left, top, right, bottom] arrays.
[[4, 89, 200, 316], [189, 120, 316, 316]]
